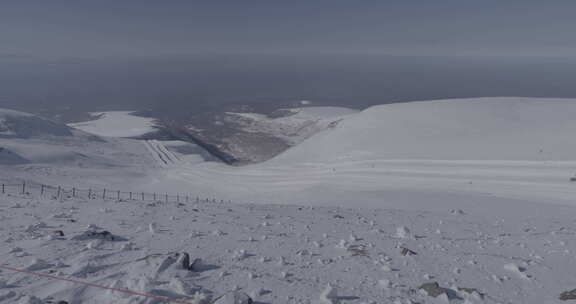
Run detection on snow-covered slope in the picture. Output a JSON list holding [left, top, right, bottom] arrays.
[[4, 99, 576, 206], [133, 98, 576, 208], [178, 106, 358, 164], [271, 97, 576, 163], [0, 109, 74, 139], [0, 146, 28, 165], [0, 108, 160, 189]]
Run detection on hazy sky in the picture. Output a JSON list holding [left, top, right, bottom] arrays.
[[2, 1, 576, 58]]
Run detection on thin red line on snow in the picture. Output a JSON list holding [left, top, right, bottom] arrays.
[[0, 264, 194, 304]]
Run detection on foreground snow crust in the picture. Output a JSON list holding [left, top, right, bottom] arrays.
[[1, 194, 576, 304]]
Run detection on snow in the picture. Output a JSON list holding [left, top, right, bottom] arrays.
[[133, 97, 576, 209], [0, 108, 73, 139], [68, 111, 158, 138], [0, 147, 28, 165], [0, 193, 575, 303], [3, 97, 576, 302], [271, 97, 576, 163]]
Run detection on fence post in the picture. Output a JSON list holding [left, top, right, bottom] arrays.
[[165, 193, 168, 203], [22, 181, 26, 195], [103, 189, 106, 200], [130, 192, 132, 200], [88, 189, 92, 199], [1, 184, 4, 194], [117, 190, 120, 200], [72, 188, 76, 197], [41, 184, 44, 195], [177, 194, 180, 203], [57, 186, 61, 198], [142, 192, 145, 201]]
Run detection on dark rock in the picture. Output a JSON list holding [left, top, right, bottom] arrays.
[[158, 252, 200, 273], [560, 289, 576, 300], [71, 230, 126, 242], [419, 282, 464, 301], [176, 252, 202, 271], [400, 247, 417, 256], [177, 252, 191, 270], [190, 258, 202, 271], [53, 230, 65, 237], [419, 282, 446, 298]]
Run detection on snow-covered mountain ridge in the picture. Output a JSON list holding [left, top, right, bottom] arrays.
[[0, 109, 74, 139], [175, 106, 358, 164], [270, 97, 576, 164]]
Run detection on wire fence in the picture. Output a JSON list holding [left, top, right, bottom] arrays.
[[0, 180, 230, 204]]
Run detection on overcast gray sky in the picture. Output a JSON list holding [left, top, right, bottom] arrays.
[[2, 0, 576, 58]]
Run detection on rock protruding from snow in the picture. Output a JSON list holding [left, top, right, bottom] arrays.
[[400, 247, 417, 256], [71, 230, 126, 242], [212, 291, 253, 304], [418, 282, 447, 298], [560, 289, 576, 301]]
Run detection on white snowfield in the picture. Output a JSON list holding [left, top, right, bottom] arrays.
[[68, 111, 158, 138], [2, 97, 576, 303], [271, 97, 576, 162]]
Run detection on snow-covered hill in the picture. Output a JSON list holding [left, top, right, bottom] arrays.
[[270, 97, 576, 163], [0, 109, 159, 190], [133, 98, 576, 208], [0, 146, 28, 165], [4, 98, 576, 206], [0, 109, 74, 139]]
